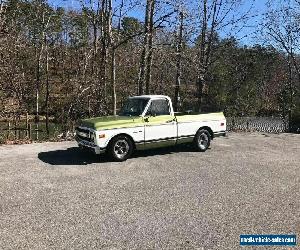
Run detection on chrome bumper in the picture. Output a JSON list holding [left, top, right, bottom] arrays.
[[75, 136, 106, 155]]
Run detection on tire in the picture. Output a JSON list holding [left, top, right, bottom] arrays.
[[194, 129, 211, 152], [108, 135, 133, 161]]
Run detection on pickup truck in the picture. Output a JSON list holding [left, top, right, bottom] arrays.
[[75, 95, 226, 161]]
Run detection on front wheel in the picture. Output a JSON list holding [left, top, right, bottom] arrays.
[[108, 135, 133, 161], [194, 129, 211, 152]]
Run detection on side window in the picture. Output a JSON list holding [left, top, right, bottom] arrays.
[[147, 99, 170, 116]]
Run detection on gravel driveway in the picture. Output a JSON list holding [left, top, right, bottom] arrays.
[[0, 133, 299, 249]]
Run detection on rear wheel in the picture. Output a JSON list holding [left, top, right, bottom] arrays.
[[194, 129, 211, 152], [108, 135, 133, 161]]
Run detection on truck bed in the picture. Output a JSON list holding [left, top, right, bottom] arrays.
[[175, 112, 225, 123], [174, 112, 226, 140]]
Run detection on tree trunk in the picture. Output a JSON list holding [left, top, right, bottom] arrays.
[[145, 0, 155, 94], [197, 0, 207, 111], [0, 0, 6, 31], [111, 48, 117, 115], [35, 46, 43, 141], [100, 0, 108, 103], [92, 17, 98, 75], [174, 11, 184, 112], [137, 0, 155, 95], [45, 36, 50, 136]]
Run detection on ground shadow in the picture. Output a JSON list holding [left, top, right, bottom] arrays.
[[38, 144, 198, 166], [38, 147, 104, 165]]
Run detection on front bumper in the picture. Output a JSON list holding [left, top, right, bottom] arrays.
[[75, 136, 106, 155]]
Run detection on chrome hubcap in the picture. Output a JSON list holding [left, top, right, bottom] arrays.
[[198, 133, 208, 150], [114, 139, 129, 158]]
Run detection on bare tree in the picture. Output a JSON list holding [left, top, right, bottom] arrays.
[[0, 0, 7, 33], [137, 0, 155, 95], [262, 0, 300, 129], [34, 2, 52, 139], [196, 0, 254, 111], [174, 10, 184, 112], [100, 0, 110, 102]]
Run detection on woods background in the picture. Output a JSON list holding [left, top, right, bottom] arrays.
[[0, 0, 299, 141]]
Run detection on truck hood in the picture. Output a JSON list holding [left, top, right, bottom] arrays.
[[80, 116, 144, 130]]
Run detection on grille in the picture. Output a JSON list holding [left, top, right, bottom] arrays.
[[75, 127, 92, 142]]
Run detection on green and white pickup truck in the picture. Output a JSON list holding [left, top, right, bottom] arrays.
[[75, 95, 226, 161]]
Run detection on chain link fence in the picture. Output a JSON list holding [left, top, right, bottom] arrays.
[[226, 117, 289, 133]]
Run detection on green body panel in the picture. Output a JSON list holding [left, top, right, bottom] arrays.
[[144, 115, 175, 125], [136, 137, 193, 151], [81, 112, 224, 131], [80, 116, 144, 130], [136, 140, 176, 150], [135, 143, 144, 150], [176, 136, 194, 144], [144, 140, 175, 150]]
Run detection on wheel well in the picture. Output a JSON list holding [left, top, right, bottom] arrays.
[[198, 126, 214, 139], [107, 133, 136, 149]]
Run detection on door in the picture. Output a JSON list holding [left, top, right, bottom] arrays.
[[144, 98, 177, 149]]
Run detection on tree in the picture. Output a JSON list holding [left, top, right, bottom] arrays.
[[173, 10, 184, 112], [137, 0, 155, 95], [196, 0, 255, 111], [262, 0, 300, 130]]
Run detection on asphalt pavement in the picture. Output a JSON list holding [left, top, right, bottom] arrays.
[[0, 132, 299, 249]]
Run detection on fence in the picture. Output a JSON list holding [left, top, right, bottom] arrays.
[[0, 113, 65, 143], [1, 122, 43, 140], [227, 117, 288, 133]]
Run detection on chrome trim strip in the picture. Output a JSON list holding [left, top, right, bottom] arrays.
[[145, 122, 176, 127], [100, 125, 145, 131], [77, 126, 96, 132], [135, 135, 194, 144], [76, 131, 90, 138], [177, 135, 194, 139], [76, 136, 106, 154], [177, 119, 221, 124], [144, 138, 177, 144], [76, 136, 96, 147]]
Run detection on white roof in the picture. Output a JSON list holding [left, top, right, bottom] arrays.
[[130, 95, 170, 99]]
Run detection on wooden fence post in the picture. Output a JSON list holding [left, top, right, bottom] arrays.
[[7, 121, 10, 140], [14, 119, 17, 139], [288, 109, 292, 132], [18, 114, 21, 140], [35, 123, 39, 141], [29, 124, 32, 140], [26, 113, 29, 138]]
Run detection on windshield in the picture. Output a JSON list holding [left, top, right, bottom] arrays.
[[119, 98, 150, 116]]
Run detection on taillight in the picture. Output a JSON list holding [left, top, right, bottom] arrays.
[[221, 122, 225, 126]]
